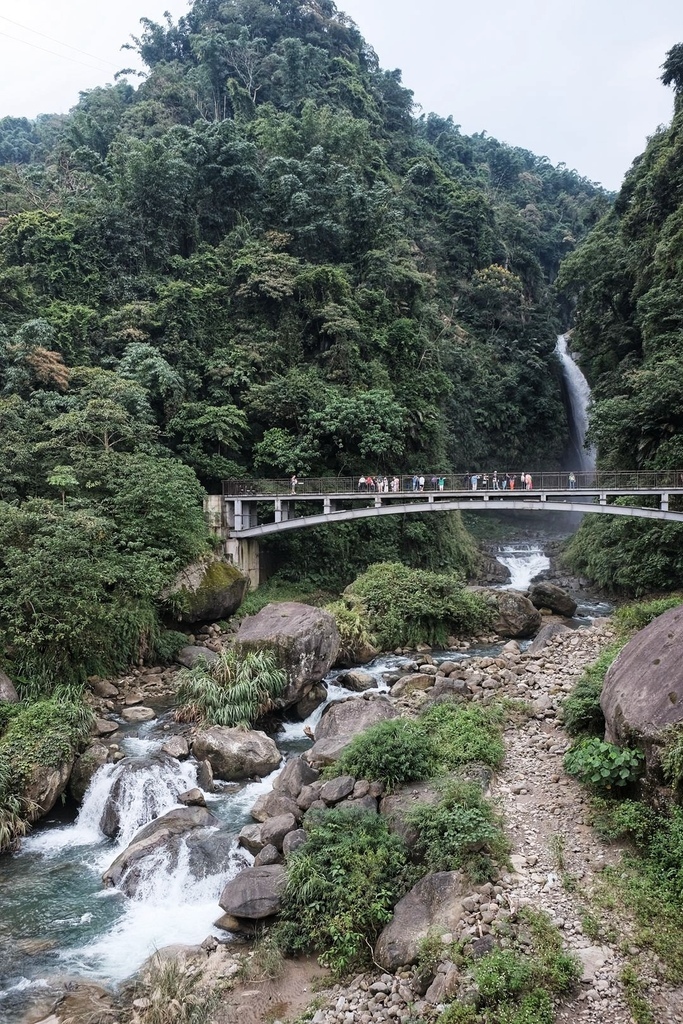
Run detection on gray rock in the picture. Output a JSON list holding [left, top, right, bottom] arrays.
[[235, 603, 340, 708], [296, 683, 327, 718], [306, 696, 398, 768], [69, 744, 109, 803], [338, 670, 376, 691], [192, 727, 280, 781], [527, 622, 571, 655], [87, 678, 119, 699], [21, 760, 73, 823], [178, 788, 206, 807], [602, 604, 683, 765], [196, 759, 214, 792], [297, 784, 321, 810], [94, 718, 119, 737], [254, 844, 281, 866], [260, 813, 298, 850], [219, 865, 287, 919], [430, 679, 470, 700], [121, 706, 156, 723], [283, 828, 307, 857], [528, 582, 577, 618], [238, 823, 264, 855], [375, 871, 468, 971], [320, 775, 355, 804], [273, 756, 319, 799], [337, 794, 378, 813], [175, 646, 219, 670], [162, 557, 248, 623], [390, 674, 434, 698], [161, 736, 190, 760], [379, 781, 442, 849], [251, 791, 301, 823], [0, 670, 19, 703]]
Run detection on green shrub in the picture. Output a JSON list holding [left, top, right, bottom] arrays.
[[175, 648, 286, 727], [344, 562, 493, 649], [662, 725, 683, 790], [276, 809, 410, 975], [325, 595, 377, 664], [327, 718, 437, 791], [613, 596, 683, 638], [408, 780, 509, 880], [153, 629, 188, 662], [590, 798, 658, 843], [561, 644, 622, 736], [419, 701, 506, 772], [564, 737, 644, 791]]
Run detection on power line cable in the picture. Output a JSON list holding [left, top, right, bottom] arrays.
[[0, 13, 120, 67], [0, 29, 118, 75]]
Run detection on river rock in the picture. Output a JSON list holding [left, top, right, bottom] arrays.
[[527, 622, 571, 655], [273, 755, 319, 799], [260, 812, 297, 849], [235, 602, 340, 708], [86, 677, 119, 699], [196, 758, 214, 792], [162, 556, 248, 623], [306, 695, 398, 767], [22, 760, 73, 823], [161, 735, 190, 760], [320, 775, 355, 804], [121, 706, 156, 723], [251, 791, 301, 822], [175, 646, 219, 669], [374, 871, 468, 971], [69, 743, 109, 803], [192, 726, 280, 781], [102, 806, 223, 895], [0, 671, 18, 704], [296, 683, 327, 718], [283, 828, 307, 857], [469, 587, 542, 638], [238, 823, 264, 855], [178, 788, 206, 807], [94, 718, 119, 737], [528, 582, 577, 618], [390, 673, 434, 697], [218, 865, 287, 919], [254, 843, 281, 866], [602, 604, 683, 762], [337, 670, 376, 691]]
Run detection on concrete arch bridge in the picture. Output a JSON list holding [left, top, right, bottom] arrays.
[[205, 472, 683, 588]]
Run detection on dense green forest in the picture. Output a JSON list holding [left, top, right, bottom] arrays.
[[559, 44, 683, 593], [0, 0, 609, 687]]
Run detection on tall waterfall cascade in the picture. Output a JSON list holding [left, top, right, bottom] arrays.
[[556, 333, 596, 473]]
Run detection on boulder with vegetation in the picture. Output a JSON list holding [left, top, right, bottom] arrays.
[[192, 726, 280, 781], [601, 604, 683, 762], [235, 602, 340, 708], [162, 557, 248, 623], [468, 587, 542, 638], [0, 671, 18, 704], [306, 695, 398, 767], [175, 649, 286, 728]]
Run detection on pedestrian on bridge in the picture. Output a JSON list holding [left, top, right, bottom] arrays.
[[290, 474, 298, 493], [412, 474, 419, 491], [568, 472, 576, 489], [358, 475, 367, 491]]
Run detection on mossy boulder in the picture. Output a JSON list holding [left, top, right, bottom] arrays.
[[163, 557, 248, 623]]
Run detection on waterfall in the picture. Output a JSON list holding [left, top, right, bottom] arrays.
[[496, 542, 550, 590], [556, 333, 596, 472]]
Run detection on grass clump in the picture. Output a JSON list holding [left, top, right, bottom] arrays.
[[175, 648, 286, 728], [612, 595, 683, 638], [344, 562, 494, 649], [133, 955, 217, 1024], [275, 808, 410, 976], [437, 909, 579, 1024], [408, 779, 509, 881], [561, 644, 621, 736], [325, 594, 376, 664], [326, 718, 437, 791], [419, 701, 506, 772]]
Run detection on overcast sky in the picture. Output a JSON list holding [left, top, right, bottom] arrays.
[[1, 0, 681, 189]]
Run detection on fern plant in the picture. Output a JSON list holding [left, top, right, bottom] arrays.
[[175, 649, 286, 728]]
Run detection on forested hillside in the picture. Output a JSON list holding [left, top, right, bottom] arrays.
[[0, 0, 608, 686], [559, 44, 683, 593]]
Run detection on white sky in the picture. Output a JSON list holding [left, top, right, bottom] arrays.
[[0, 0, 681, 189]]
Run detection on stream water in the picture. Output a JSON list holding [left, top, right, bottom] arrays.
[[0, 544, 591, 1023]]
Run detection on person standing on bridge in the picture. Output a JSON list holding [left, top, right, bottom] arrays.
[[471, 473, 478, 491], [492, 471, 499, 490], [290, 474, 298, 493], [525, 473, 532, 490], [418, 475, 425, 491], [568, 472, 576, 489], [438, 476, 445, 491], [412, 474, 419, 491], [509, 474, 515, 490], [358, 475, 367, 491]]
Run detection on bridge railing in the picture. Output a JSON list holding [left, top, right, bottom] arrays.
[[222, 471, 683, 497]]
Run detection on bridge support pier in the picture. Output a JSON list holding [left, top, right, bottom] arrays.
[[662, 493, 669, 512], [225, 537, 261, 590]]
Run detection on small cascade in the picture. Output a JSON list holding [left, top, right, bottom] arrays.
[[556, 333, 596, 472], [496, 542, 550, 590]]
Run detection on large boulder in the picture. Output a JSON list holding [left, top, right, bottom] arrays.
[[528, 582, 577, 618], [218, 865, 287, 919], [374, 871, 468, 971], [468, 587, 542, 638], [22, 760, 73, 822], [192, 727, 280, 781], [0, 670, 19, 703], [235, 602, 340, 707], [306, 695, 398, 767], [602, 604, 683, 762], [162, 557, 248, 623], [102, 806, 226, 895], [272, 756, 320, 800]]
